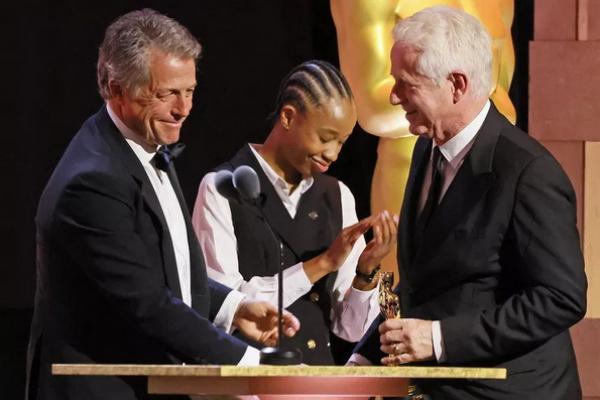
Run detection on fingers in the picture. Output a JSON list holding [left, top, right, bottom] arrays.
[[372, 221, 382, 245], [280, 309, 300, 336], [343, 216, 375, 243], [345, 211, 398, 246], [378, 319, 435, 364], [380, 341, 413, 365], [381, 352, 412, 365], [253, 301, 300, 335], [378, 317, 404, 336], [381, 341, 407, 356], [261, 327, 279, 347], [372, 210, 398, 246], [382, 211, 398, 244], [260, 301, 278, 315], [379, 329, 414, 365], [357, 211, 398, 271]]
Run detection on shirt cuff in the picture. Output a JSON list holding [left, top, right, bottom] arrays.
[[285, 262, 313, 300], [348, 284, 377, 298], [432, 320, 446, 363], [346, 352, 373, 366], [213, 289, 246, 333], [237, 346, 261, 366]]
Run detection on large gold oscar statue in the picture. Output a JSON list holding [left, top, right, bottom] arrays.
[[331, 0, 516, 281]]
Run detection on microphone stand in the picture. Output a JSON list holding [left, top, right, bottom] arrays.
[[227, 165, 302, 364], [253, 203, 302, 365]]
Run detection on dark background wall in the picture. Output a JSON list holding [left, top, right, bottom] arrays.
[[0, 1, 532, 398]]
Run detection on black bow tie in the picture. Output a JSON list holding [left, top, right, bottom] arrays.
[[153, 143, 186, 171]]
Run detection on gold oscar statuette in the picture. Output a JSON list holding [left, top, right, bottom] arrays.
[[378, 271, 400, 319], [378, 273, 422, 397]]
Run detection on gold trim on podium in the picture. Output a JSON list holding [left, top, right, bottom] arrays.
[[52, 364, 506, 396], [52, 363, 506, 379]]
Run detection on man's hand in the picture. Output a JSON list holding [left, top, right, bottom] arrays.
[[379, 318, 434, 365], [233, 300, 300, 347]]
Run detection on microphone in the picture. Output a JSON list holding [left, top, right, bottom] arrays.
[[214, 165, 302, 365], [213, 170, 239, 203], [214, 166, 260, 204], [232, 165, 261, 202]]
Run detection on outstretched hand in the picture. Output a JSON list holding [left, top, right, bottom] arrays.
[[233, 300, 300, 347]]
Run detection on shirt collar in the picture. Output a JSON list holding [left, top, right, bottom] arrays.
[[436, 100, 490, 166], [106, 102, 158, 166], [248, 144, 314, 195]]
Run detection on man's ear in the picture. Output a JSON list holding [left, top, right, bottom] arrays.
[[279, 104, 298, 130], [449, 72, 468, 103], [108, 79, 124, 99]]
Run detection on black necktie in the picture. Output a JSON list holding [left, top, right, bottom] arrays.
[[153, 143, 186, 171], [414, 146, 444, 248]]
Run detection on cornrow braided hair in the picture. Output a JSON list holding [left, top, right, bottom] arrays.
[[268, 60, 353, 128]]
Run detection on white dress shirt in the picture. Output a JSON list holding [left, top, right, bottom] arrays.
[[425, 101, 490, 362], [106, 104, 260, 365], [192, 144, 380, 342], [347, 100, 491, 366]]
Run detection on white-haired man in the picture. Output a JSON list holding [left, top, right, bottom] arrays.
[[350, 6, 587, 400]]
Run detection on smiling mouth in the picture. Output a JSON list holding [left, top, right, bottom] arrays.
[[159, 118, 185, 125], [311, 158, 330, 172], [160, 119, 184, 127]]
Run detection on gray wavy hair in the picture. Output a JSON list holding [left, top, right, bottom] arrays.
[[97, 8, 201, 99], [392, 6, 492, 99]]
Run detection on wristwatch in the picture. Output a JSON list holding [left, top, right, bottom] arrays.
[[355, 264, 381, 283]]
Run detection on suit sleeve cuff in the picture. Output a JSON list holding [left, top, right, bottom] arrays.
[[213, 290, 246, 333]]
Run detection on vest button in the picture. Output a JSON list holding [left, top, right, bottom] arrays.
[[307, 339, 317, 350], [309, 292, 320, 302]]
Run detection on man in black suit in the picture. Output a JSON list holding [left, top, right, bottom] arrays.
[[350, 6, 587, 399], [27, 9, 298, 400]]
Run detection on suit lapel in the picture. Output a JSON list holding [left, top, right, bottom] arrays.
[[399, 137, 430, 268], [165, 162, 208, 299], [413, 104, 503, 266], [95, 106, 183, 299]]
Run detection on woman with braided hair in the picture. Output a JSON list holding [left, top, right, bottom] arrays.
[[193, 60, 397, 364]]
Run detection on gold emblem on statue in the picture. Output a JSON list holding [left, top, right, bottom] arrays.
[[378, 272, 400, 319]]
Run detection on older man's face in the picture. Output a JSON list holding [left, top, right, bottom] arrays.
[[389, 42, 454, 139]]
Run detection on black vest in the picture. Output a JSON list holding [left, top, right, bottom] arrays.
[[219, 145, 343, 364]]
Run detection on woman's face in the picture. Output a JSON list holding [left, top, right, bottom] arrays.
[[280, 97, 357, 183]]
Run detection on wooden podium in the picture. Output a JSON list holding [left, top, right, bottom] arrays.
[[53, 364, 506, 397]]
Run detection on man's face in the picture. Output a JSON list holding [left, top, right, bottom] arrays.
[[282, 98, 357, 182], [116, 50, 197, 147], [389, 42, 453, 138]]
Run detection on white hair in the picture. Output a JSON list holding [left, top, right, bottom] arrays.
[[392, 6, 492, 98]]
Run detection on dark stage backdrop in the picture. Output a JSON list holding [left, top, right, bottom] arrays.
[[0, 1, 532, 398]]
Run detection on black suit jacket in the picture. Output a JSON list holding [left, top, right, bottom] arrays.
[[27, 106, 248, 400], [355, 104, 587, 399]]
